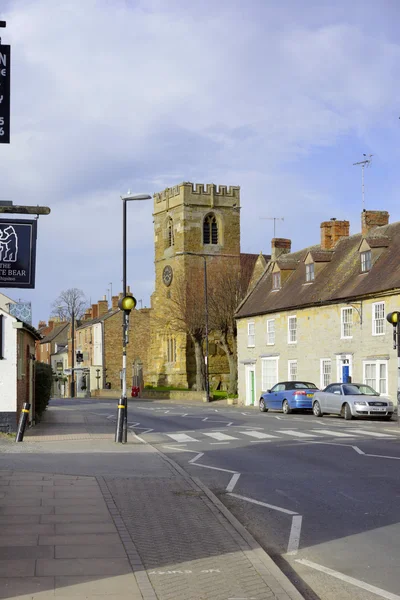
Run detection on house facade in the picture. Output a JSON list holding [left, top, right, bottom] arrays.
[[236, 210, 400, 406], [0, 306, 41, 432]]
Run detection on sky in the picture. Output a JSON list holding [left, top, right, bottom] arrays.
[[1, 0, 400, 324]]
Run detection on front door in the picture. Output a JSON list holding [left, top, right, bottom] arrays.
[[246, 366, 256, 406], [337, 356, 352, 383]]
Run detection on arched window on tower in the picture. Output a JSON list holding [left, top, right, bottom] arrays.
[[167, 218, 174, 247], [203, 214, 218, 245]]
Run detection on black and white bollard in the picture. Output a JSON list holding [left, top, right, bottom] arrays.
[[15, 403, 31, 442]]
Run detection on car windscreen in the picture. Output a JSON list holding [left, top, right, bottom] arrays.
[[353, 384, 379, 396], [343, 384, 363, 395]]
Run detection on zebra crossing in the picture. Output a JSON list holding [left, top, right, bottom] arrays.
[[159, 427, 397, 444]]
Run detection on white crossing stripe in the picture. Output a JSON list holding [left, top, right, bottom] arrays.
[[347, 429, 395, 438], [240, 431, 279, 439], [203, 432, 238, 441], [166, 433, 199, 443], [312, 429, 356, 438], [278, 430, 319, 438]]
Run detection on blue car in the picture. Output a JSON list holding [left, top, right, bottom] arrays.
[[259, 381, 319, 414]]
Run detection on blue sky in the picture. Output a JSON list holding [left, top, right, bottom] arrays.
[[1, 0, 399, 323]]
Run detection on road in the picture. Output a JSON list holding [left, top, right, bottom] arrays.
[[52, 398, 400, 600]]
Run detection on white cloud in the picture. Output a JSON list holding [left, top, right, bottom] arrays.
[[1, 0, 399, 321]]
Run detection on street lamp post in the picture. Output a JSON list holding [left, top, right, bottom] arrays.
[[70, 308, 75, 398], [115, 192, 152, 444], [386, 311, 400, 426]]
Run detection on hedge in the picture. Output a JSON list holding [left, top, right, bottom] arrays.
[[35, 362, 53, 421]]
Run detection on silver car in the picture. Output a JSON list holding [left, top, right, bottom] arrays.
[[312, 383, 394, 420]]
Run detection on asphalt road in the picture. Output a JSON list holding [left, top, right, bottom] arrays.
[[51, 398, 400, 600]]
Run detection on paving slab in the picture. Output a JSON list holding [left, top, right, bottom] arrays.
[[54, 574, 142, 597], [55, 544, 127, 559], [36, 558, 131, 577], [0, 576, 54, 599]]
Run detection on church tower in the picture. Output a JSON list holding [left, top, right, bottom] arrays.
[[149, 182, 241, 389]]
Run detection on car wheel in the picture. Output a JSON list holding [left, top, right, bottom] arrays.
[[343, 403, 353, 420], [282, 399, 292, 414], [382, 414, 392, 421], [259, 398, 268, 413], [313, 401, 323, 417]]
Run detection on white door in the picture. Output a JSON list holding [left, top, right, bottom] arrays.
[[245, 365, 256, 406]]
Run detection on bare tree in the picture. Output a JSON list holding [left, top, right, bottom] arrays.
[[51, 288, 88, 321], [208, 256, 255, 394], [168, 269, 207, 391]]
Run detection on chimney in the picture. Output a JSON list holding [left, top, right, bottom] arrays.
[[83, 308, 92, 322], [271, 238, 291, 261], [48, 320, 55, 331], [361, 210, 389, 236], [111, 295, 119, 310], [38, 320, 47, 329], [320, 219, 349, 250], [91, 303, 99, 319], [98, 299, 108, 317]]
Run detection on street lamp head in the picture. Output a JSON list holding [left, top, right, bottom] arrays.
[[121, 192, 152, 202]]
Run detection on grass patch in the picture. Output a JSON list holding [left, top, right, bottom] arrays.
[[212, 390, 238, 400], [0, 432, 14, 440]]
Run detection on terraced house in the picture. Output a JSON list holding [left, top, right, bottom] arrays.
[[236, 210, 400, 406]]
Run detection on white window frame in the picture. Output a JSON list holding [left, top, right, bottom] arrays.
[[363, 360, 388, 395], [288, 360, 297, 381], [320, 358, 332, 389], [261, 357, 279, 392], [266, 319, 275, 345], [272, 272, 281, 290], [306, 263, 315, 282], [288, 315, 297, 344], [360, 250, 372, 273], [247, 321, 255, 347], [372, 301, 385, 336], [341, 307, 353, 339]]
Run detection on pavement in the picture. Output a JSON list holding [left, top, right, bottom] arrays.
[[0, 405, 305, 600]]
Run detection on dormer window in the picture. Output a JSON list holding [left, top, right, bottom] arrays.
[[305, 263, 315, 282], [272, 272, 281, 290], [203, 214, 218, 245], [361, 250, 371, 272]]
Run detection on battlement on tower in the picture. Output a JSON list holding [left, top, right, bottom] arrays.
[[153, 182, 240, 214]]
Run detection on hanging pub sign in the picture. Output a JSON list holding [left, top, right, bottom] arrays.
[[0, 43, 10, 144], [0, 219, 37, 288]]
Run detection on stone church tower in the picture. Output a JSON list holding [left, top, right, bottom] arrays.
[[148, 182, 241, 389]]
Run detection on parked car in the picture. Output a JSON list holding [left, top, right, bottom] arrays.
[[312, 383, 394, 420], [259, 381, 319, 414]]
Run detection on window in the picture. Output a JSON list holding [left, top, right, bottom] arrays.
[[166, 337, 176, 363], [167, 218, 174, 247], [247, 322, 255, 347], [266, 319, 275, 345], [288, 360, 297, 381], [203, 214, 218, 245], [261, 357, 279, 391], [288, 316, 297, 344], [320, 359, 332, 389], [363, 360, 388, 395], [372, 302, 385, 336], [341, 307, 353, 338], [306, 263, 315, 282], [272, 272, 281, 290], [361, 250, 372, 272]]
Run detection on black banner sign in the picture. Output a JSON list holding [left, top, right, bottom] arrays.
[[0, 219, 37, 288], [0, 44, 10, 144]]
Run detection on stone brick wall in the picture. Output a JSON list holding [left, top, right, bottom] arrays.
[[361, 210, 389, 236], [104, 308, 151, 390]]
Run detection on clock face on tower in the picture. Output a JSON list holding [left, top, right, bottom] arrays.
[[162, 265, 173, 287]]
